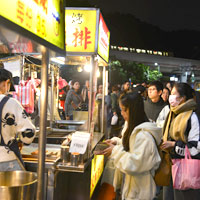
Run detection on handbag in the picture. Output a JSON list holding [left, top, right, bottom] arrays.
[[154, 148, 171, 186], [71, 91, 82, 110], [149, 132, 172, 186], [172, 146, 200, 190]]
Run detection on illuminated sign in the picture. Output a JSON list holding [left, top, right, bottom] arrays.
[[65, 9, 97, 53], [65, 8, 110, 63], [90, 155, 104, 197], [98, 13, 110, 63], [0, 0, 65, 50]]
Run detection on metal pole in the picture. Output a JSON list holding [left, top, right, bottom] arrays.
[[50, 65, 54, 127], [36, 46, 49, 200], [101, 66, 106, 133], [88, 56, 95, 133]]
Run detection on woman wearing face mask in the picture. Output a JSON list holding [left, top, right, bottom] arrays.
[[161, 83, 200, 200]]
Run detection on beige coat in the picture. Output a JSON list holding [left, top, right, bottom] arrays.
[[111, 122, 162, 200]]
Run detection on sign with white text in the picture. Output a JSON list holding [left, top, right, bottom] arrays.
[[69, 132, 90, 154], [97, 13, 110, 63]]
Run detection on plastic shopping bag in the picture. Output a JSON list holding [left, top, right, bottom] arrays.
[[172, 146, 200, 190], [111, 115, 118, 125]]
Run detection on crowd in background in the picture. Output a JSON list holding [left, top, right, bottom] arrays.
[[57, 78, 200, 200]]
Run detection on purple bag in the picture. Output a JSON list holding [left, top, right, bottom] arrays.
[[172, 146, 200, 190]]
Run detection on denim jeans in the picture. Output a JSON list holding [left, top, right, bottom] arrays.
[[0, 160, 24, 171]]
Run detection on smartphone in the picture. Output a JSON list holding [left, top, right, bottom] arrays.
[[94, 142, 109, 151]]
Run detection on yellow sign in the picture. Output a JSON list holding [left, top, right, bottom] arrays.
[[65, 9, 97, 53], [98, 13, 110, 63], [90, 155, 104, 197], [0, 0, 65, 50]]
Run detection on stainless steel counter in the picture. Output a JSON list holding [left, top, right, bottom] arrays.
[[54, 120, 86, 125], [23, 132, 105, 200]]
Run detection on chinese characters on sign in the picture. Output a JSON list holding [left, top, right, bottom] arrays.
[[72, 13, 83, 24], [65, 9, 97, 53], [1, 0, 64, 49], [16, 0, 47, 37], [33, 0, 48, 14], [72, 27, 91, 49]]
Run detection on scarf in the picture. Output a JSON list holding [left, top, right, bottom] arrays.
[[163, 99, 197, 143]]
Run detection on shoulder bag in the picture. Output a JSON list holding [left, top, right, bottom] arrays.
[[149, 132, 172, 186]]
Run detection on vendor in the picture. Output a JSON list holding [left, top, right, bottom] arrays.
[[65, 80, 82, 120], [0, 69, 35, 171]]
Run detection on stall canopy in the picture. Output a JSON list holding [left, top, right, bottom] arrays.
[[65, 7, 110, 65]]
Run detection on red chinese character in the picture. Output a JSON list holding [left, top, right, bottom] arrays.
[[40, 0, 48, 14], [72, 28, 80, 47], [72, 28, 84, 47], [72, 27, 92, 49], [17, 0, 25, 23], [25, 7, 32, 29], [33, 0, 47, 14], [84, 27, 91, 49]]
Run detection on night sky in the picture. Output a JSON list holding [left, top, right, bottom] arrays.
[[88, 0, 200, 32]]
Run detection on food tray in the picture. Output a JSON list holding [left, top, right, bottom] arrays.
[[21, 143, 61, 162]]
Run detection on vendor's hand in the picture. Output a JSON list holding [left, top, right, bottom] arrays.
[[160, 141, 175, 150], [104, 139, 117, 145]]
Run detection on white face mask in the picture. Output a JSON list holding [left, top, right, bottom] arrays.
[[169, 95, 182, 107]]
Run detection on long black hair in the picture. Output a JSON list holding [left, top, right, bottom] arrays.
[[120, 92, 148, 151]]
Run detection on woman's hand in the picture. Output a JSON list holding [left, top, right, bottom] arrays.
[[160, 141, 175, 150], [104, 139, 117, 145], [101, 143, 115, 157]]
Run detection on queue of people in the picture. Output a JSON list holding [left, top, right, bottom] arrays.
[[95, 80, 200, 200], [1, 64, 200, 200]]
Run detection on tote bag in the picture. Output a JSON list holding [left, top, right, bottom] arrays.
[[172, 146, 200, 190]]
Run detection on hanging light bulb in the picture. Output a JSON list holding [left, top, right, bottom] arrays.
[[84, 64, 92, 72]]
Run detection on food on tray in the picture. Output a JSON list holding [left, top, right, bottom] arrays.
[[31, 149, 59, 157], [31, 149, 39, 155]]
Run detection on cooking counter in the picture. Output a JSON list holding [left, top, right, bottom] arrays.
[[23, 132, 105, 200]]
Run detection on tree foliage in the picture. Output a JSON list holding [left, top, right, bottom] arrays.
[[109, 59, 162, 85]]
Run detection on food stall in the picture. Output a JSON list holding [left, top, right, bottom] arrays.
[[59, 7, 110, 199], [0, 0, 65, 199], [1, 4, 110, 200]]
